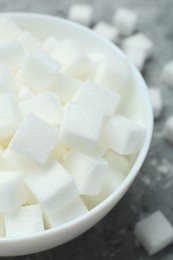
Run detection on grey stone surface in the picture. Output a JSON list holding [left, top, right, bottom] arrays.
[[1, 0, 173, 259]]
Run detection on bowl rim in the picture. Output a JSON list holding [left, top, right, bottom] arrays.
[[0, 12, 153, 242]]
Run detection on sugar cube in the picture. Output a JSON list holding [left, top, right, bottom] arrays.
[[104, 150, 129, 174], [113, 8, 138, 36], [19, 92, 62, 126], [18, 86, 34, 100], [0, 171, 28, 212], [0, 18, 21, 43], [134, 211, 173, 255], [0, 94, 21, 140], [124, 48, 146, 71], [64, 151, 108, 195], [162, 60, 173, 87], [0, 214, 5, 236], [44, 197, 88, 228], [0, 64, 17, 95], [60, 102, 103, 152], [0, 41, 25, 73], [68, 4, 93, 26], [50, 73, 82, 104], [24, 161, 79, 213], [73, 80, 121, 116], [9, 114, 58, 164], [5, 204, 44, 237], [42, 35, 60, 54], [163, 115, 173, 144], [17, 49, 61, 94], [93, 22, 119, 43], [100, 115, 146, 155], [95, 55, 130, 93], [122, 33, 153, 60], [148, 88, 163, 120], [18, 31, 41, 54]]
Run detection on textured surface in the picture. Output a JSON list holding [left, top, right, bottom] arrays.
[[1, 0, 173, 259]]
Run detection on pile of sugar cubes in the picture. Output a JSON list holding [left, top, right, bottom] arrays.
[[0, 17, 147, 238]]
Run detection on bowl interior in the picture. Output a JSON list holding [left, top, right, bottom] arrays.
[[0, 12, 153, 253]]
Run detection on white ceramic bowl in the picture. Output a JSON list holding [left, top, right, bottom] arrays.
[[0, 13, 153, 256]]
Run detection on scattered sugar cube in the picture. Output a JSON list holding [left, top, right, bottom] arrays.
[[0, 171, 28, 213], [68, 4, 93, 26], [93, 22, 119, 43], [162, 60, 173, 87], [88, 166, 125, 205], [17, 49, 61, 94], [100, 115, 146, 155], [42, 35, 60, 54], [148, 88, 163, 120], [0, 64, 17, 95], [134, 211, 173, 255], [24, 161, 79, 213], [73, 80, 121, 116], [0, 94, 21, 140], [18, 31, 41, 54], [122, 33, 154, 60], [52, 40, 92, 81], [19, 92, 62, 126], [18, 86, 34, 100], [163, 115, 173, 144], [64, 151, 108, 195], [104, 150, 129, 174], [50, 73, 82, 104], [124, 48, 146, 71], [5, 204, 44, 237], [113, 8, 138, 36], [95, 55, 130, 93], [9, 114, 58, 164], [0, 41, 25, 73], [0, 214, 5, 236], [0, 18, 21, 43], [44, 197, 88, 228], [60, 102, 103, 152]]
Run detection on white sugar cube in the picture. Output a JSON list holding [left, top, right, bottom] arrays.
[[113, 8, 138, 36], [0, 214, 5, 236], [50, 73, 81, 103], [5, 204, 44, 237], [0, 94, 21, 140], [0, 41, 25, 73], [68, 4, 93, 26], [19, 92, 62, 126], [95, 55, 130, 93], [134, 211, 173, 255], [124, 48, 146, 71], [18, 86, 34, 100], [9, 114, 58, 164], [0, 18, 21, 43], [93, 22, 119, 43], [18, 31, 41, 54], [52, 40, 92, 81], [104, 150, 129, 174], [42, 35, 60, 54], [44, 197, 88, 228], [148, 88, 163, 120], [88, 166, 125, 205], [163, 115, 173, 144], [0, 171, 28, 213], [162, 60, 173, 87], [17, 49, 61, 94], [24, 161, 79, 213], [100, 115, 146, 155], [60, 102, 103, 152], [64, 151, 108, 195], [122, 33, 153, 59], [0, 64, 17, 95], [73, 80, 120, 116]]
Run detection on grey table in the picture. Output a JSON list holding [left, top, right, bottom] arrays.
[[1, 0, 173, 259]]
